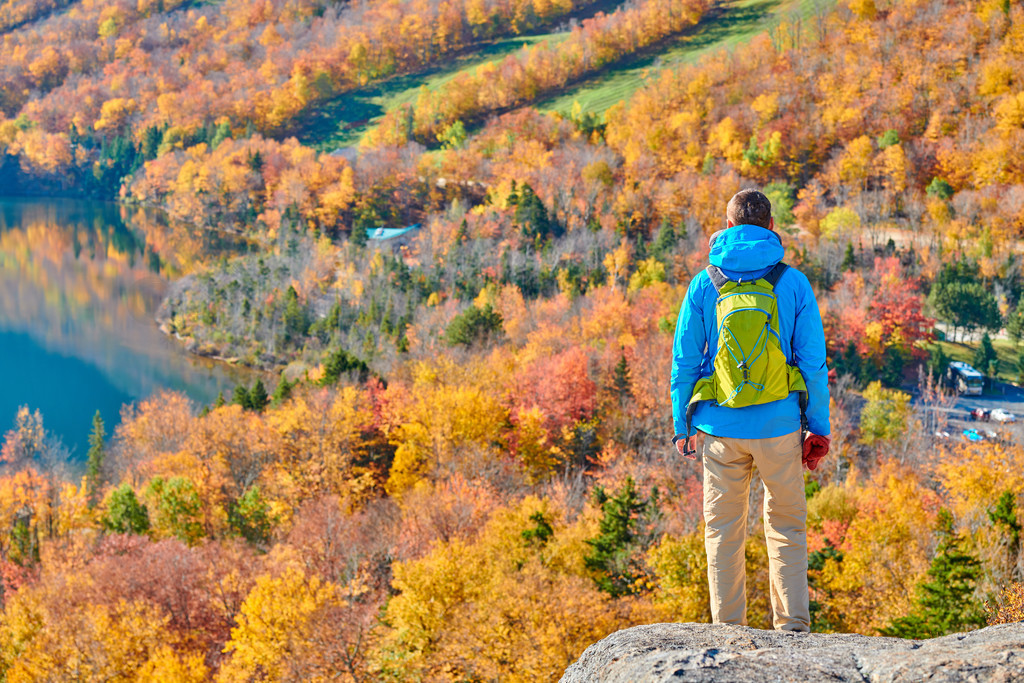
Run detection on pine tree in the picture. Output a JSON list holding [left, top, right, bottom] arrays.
[[1007, 297, 1024, 344], [86, 410, 105, 504], [585, 477, 661, 597], [842, 242, 856, 271], [974, 333, 998, 389], [233, 385, 252, 410], [320, 347, 370, 385], [213, 390, 226, 408], [651, 219, 678, 260], [282, 285, 309, 344], [521, 511, 554, 549], [270, 376, 294, 405], [988, 491, 1022, 570], [613, 352, 632, 404], [514, 183, 558, 241], [249, 379, 269, 412], [881, 509, 985, 638]]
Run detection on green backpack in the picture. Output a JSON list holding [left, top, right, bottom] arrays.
[[682, 263, 808, 451]]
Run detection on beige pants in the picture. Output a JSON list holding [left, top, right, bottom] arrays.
[[702, 430, 810, 631]]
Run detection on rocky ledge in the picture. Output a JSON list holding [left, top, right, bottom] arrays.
[[560, 622, 1024, 682]]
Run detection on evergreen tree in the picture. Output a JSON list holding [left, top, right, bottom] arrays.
[[86, 410, 105, 503], [282, 285, 309, 344], [213, 391, 226, 409], [514, 183, 561, 241], [651, 220, 678, 260], [927, 345, 951, 383], [350, 223, 368, 248], [249, 379, 269, 412], [320, 347, 370, 385], [1008, 297, 1024, 344], [833, 340, 862, 383], [881, 509, 985, 638], [974, 333, 998, 389], [521, 511, 554, 549], [270, 376, 294, 405], [584, 477, 661, 597], [507, 179, 519, 205], [841, 242, 856, 271], [444, 304, 504, 347], [140, 125, 163, 160], [103, 484, 150, 535], [988, 491, 1021, 566], [247, 149, 263, 173], [233, 384, 253, 410], [613, 352, 632, 404]]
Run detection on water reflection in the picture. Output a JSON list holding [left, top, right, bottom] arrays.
[[0, 197, 249, 456]]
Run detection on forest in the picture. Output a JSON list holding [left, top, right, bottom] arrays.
[[2, 0, 1024, 679]]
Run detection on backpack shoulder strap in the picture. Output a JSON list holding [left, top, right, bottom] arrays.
[[706, 265, 730, 293], [763, 262, 788, 288]]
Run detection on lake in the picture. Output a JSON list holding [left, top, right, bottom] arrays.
[[0, 197, 248, 462]]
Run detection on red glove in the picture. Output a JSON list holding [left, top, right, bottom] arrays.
[[802, 434, 830, 471]]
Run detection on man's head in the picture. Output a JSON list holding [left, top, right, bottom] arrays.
[[726, 189, 774, 230]]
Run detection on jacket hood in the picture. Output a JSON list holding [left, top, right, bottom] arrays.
[[708, 225, 784, 273]]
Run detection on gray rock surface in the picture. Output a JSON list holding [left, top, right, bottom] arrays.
[[560, 622, 1024, 682]]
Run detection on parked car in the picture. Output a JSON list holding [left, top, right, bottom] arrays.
[[971, 408, 991, 422], [962, 428, 984, 442], [935, 430, 951, 439], [991, 408, 1016, 423]]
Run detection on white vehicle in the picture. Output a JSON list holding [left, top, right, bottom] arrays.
[[947, 361, 984, 395], [991, 409, 1016, 423]]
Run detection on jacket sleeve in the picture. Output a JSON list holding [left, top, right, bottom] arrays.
[[670, 276, 707, 438], [792, 274, 831, 437]]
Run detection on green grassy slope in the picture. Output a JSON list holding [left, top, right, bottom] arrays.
[[932, 339, 1021, 386], [296, 0, 835, 150], [536, 0, 836, 117], [294, 32, 571, 150]]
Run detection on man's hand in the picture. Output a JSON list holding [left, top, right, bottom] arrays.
[[802, 434, 830, 471], [674, 434, 700, 460]]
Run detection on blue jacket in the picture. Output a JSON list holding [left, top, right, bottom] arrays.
[[670, 225, 831, 439]]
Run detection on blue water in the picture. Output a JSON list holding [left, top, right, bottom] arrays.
[[0, 329, 133, 457], [0, 197, 246, 460]]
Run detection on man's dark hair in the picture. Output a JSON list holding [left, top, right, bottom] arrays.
[[727, 189, 772, 229]]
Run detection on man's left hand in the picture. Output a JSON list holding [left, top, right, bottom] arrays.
[[674, 434, 700, 460]]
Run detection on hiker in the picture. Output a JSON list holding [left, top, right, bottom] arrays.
[[670, 189, 831, 632]]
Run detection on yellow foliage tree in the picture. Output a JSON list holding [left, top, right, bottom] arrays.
[[219, 566, 347, 681], [0, 586, 199, 682], [381, 497, 628, 680], [816, 463, 939, 633]]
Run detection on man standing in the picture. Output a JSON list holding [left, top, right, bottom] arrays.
[[670, 189, 831, 632]]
